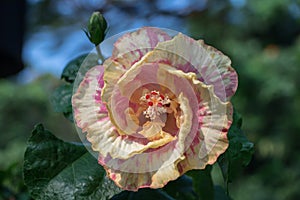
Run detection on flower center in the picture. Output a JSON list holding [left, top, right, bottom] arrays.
[[140, 90, 171, 121]]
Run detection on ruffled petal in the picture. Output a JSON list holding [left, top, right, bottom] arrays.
[[112, 27, 171, 69], [73, 65, 176, 160], [107, 62, 199, 139], [141, 33, 238, 102], [102, 58, 126, 104], [198, 40, 238, 100], [101, 158, 183, 191], [102, 27, 171, 109], [95, 61, 200, 160], [73, 27, 236, 192], [86, 119, 176, 159], [154, 66, 232, 171], [177, 79, 232, 173], [98, 74, 231, 190], [72, 65, 108, 133], [102, 28, 172, 111], [98, 93, 195, 191]]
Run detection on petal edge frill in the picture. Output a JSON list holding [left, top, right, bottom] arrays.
[[112, 27, 171, 69], [178, 79, 232, 174], [142, 33, 238, 102], [72, 65, 108, 133], [98, 94, 194, 191]]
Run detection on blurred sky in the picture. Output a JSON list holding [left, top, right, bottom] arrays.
[[19, 0, 251, 82], [18, 0, 300, 83]]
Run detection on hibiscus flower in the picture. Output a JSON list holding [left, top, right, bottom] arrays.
[[72, 27, 238, 191]]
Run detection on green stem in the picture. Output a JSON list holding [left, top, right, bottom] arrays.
[[225, 177, 229, 195], [225, 160, 230, 196], [96, 45, 105, 64]]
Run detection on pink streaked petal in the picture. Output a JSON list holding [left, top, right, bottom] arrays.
[[177, 122, 230, 174], [73, 66, 159, 160], [177, 81, 233, 173], [73, 27, 236, 192], [97, 92, 198, 191], [88, 91, 194, 160], [112, 27, 171, 69], [102, 62, 200, 162], [198, 40, 238, 101], [98, 138, 184, 191], [87, 119, 177, 160], [72, 65, 108, 132], [111, 62, 199, 140], [142, 33, 238, 102], [197, 103, 232, 164], [102, 161, 183, 191]]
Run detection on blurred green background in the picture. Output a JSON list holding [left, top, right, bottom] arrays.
[[1, 0, 300, 199]]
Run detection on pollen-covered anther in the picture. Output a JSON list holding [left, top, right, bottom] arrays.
[[140, 90, 171, 120]]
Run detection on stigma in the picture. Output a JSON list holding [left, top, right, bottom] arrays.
[[140, 90, 171, 120]]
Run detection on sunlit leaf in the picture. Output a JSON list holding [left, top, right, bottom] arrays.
[[23, 124, 122, 200]]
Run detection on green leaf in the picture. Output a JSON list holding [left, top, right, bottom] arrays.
[[217, 109, 254, 193], [163, 175, 198, 200], [23, 124, 122, 200], [214, 186, 231, 200], [111, 189, 175, 200], [50, 84, 73, 121], [53, 53, 99, 121], [186, 165, 214, 200], [61, 54, 99, 83]]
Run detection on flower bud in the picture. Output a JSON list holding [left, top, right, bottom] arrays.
[[85, 11, 107, 46]]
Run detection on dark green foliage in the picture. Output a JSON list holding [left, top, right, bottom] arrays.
[[0, 76, 78, 147], [61, 54, 99, 83], [214, 186, 231, 200], [50, 84, 73, 121], [9, 0, 300, 198], [0, 162, 32, 200], [51, 53, 99, 122], [18, 1, 276, 199], [163, 175, 198, 200], [227, 111, 254, 167], [25, 8, 256, 199], [186, 166, 214, 200], [187, 2, 300, 197], [218, 110, 254, 193], [23, 124, 122, 200], [61, 55, 86, 83], [111, 189, 176, 200], [22, 121, 253, 200]]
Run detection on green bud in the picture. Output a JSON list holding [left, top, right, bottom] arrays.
[[85, 11, 107, 46]]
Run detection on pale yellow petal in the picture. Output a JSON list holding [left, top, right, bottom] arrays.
[[177, 79, 232, 173], [102, 58, 126, 105], [112, 27, 171, 69], [87, 119, 175, 160], [141, 33, 238, 101], [98, 93, 195, 191]]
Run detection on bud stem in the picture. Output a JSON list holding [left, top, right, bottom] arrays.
[[96, 45, 105, 64]]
